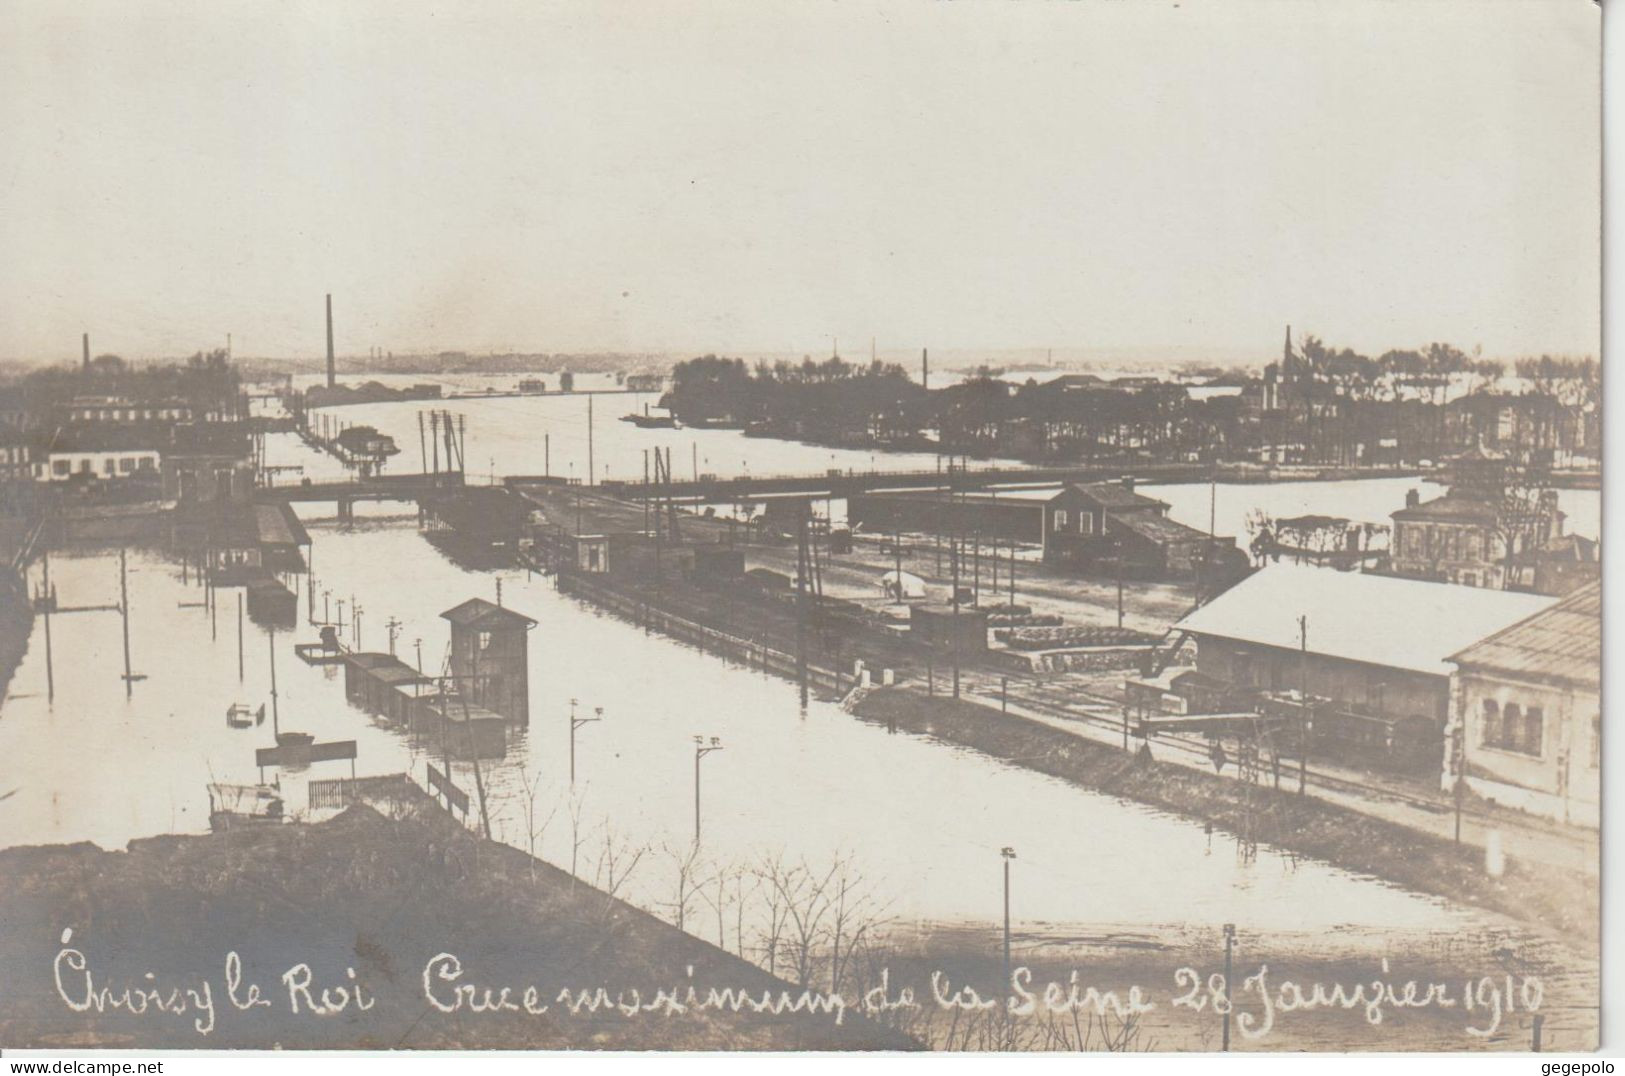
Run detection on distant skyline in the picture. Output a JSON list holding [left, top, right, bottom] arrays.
[[0, 0, 1599, 365]]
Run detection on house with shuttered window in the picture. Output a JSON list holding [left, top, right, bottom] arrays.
[[1446, 580, 1599, 828]]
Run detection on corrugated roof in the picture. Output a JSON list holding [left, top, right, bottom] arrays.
[[1447, 580, 1599, 689], [1176, 564, 1556, 677]]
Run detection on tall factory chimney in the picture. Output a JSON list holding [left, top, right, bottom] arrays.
[[82, 333, 90, 371], [325, 294, 336, 388]]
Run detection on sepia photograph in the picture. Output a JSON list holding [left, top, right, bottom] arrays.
[[0, 0, 1608, 1062]]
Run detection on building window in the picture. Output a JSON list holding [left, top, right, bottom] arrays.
[[119, 457, 135, 474], [1484, 700, 1543, 756], [1054, 510, 1068, 531], [478, 630, 493, 651], [1480, 699, 1500, 746], [52, 460, 70, 477], [1517, 706, 1544, 755], [78, 459, 92, 474], [139, 457, 155, 471], [104, 458, 115, 476], [1080, 513, 1094, 535]]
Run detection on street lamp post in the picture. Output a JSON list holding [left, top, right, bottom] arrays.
[[1222, 923, 1236, 1050], [570, 700, 602, 786], [1000, 846, 1017, 1012], [693, 735, 724, 845]]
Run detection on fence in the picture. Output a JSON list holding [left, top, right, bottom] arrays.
[[307, 772, 414, 812], [556, 570, 849, 696]]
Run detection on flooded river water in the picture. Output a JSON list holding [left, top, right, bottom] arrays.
[[0, 389, 1598, 1049]]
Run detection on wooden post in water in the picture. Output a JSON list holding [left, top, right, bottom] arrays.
[[268, 628, 280, 736], [119, 548, 132, 698]]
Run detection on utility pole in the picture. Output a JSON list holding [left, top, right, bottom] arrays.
[[118, 548, 132, 697], [268, 628, 280, 734], [386, 617, 402, 656], [418, 411, 428, 474], [1298, 614, 1309, 795], [693, 735, 724, 845], [1001, 847, 1016, 1015], [1222, 923, 1236, 1050], [40, 550, 54, 702], [237, 592, 244, 680], [893, 525, 902, 602], [544, 433, 550, 477], [587, 395, 594, 487], [1116, 535, 1125, 629], [570, 700, 602, 786]]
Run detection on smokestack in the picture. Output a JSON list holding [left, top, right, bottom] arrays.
[[325, 294, 336, 389], [922, 347, 929, 391], [82, 333, 90, 371]]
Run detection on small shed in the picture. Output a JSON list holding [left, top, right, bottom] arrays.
[[441, 598, 537, 726]]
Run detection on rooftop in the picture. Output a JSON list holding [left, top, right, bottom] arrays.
[[1390, 491, 1502, 524], [1176, 563, 1557, 677], [1448, 580, 1599, 690], [440, 597, 538, 631], [1112, 511, 1215, 544], [1063, 481, 1170, 511]]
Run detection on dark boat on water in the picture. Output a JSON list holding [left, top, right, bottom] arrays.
[[225, 703, 264, 729], [621, 404, 678, 429]]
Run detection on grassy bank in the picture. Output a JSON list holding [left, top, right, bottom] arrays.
[[851, 688, 1596, 946], [0, 798, 915, 1050]]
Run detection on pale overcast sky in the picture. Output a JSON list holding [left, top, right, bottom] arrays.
[[0, 0, 1600, 364]]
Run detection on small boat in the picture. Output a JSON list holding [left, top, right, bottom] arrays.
[[620, 404, 677, 429], [225, 703, 265, 729], [207, 782, 286, 832]]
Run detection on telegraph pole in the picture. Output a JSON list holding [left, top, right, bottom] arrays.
[[570, 700, 602, 786], [118, 548, 132, 697], [587, 395, 595, 487], [237, 591, 244, 680], [1222, 923, 1236, 1050], [693, 735, 724, 845], [40, 550, 54, 703], [1298, 614, 1309, 795], [1001, 847, 1017, 1015]]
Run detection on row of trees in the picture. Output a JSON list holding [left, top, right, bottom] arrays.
[[0, 348, 244, 425], [664, 338, 1598, 466]]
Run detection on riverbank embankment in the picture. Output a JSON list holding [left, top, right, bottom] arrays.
[[850, 688, 1595, 947]]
